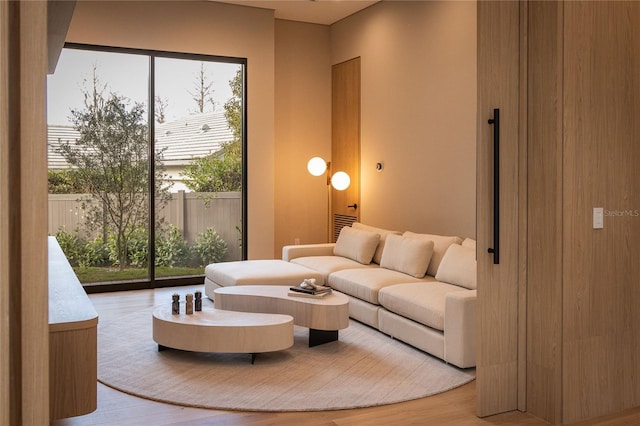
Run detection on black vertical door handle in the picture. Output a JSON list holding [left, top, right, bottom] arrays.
[[487, 108, 500, 265]]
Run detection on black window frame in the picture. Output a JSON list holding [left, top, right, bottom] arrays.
[[56, 42, 248, 293]]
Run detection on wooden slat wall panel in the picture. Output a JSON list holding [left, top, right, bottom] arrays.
[[562, 2, 640, 423], [525, 1, 564, 423], [0, 2, 10, 423], [517, 2, 529, 412], [476, 0, 521, 417], [1, 1, 50, 424], [19, 2, 50, 423]]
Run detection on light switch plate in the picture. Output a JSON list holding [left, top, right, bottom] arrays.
[[593, 207, 604, 229]]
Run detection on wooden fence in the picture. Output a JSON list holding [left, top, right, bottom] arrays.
[[48, 191, 242, 261]]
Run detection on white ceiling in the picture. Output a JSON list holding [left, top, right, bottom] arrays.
[[211, 0, 379, 25]]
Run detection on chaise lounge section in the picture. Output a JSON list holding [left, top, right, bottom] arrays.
[[204, 259, 324, 295]]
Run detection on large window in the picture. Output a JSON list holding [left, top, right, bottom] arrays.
[[47, 45, 246, 290]]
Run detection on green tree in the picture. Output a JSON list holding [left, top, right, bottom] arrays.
[[224, 68, 242, 141], [183, 68, 243, 192], [48, 168, 91, 194], [56, 69, 168, 270]]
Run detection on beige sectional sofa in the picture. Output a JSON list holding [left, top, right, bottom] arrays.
[[282, 223, 477, 368]]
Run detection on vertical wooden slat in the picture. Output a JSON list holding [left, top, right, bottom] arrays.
[[0, 1, 10, 424], [517, 0, 529, 413], [476, 0, 521, 417], [1, 1, 50, 424], [526, 1, 564, 422], [175, 189, 185, 235], [19, 1, 50, 423]]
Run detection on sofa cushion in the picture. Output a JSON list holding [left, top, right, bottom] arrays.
[[333, 226, 380, 264], [351, 222, 402, 264], [290, 255, 373, 281], [435, 243, 477, 290], [403, 232, 463, 276], [379, 281, 467, 331], [204, 259, 325, 287], [462, 238, 476, 250], [329, 267, 431, 304], [380, 234, 434, 278]]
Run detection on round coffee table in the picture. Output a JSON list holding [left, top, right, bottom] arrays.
[[152, 303, 293, 363], [213, 285, 350, 347]]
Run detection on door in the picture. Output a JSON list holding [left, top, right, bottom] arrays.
[[331, 57, 361, 241], [476, 0, 523, 417]]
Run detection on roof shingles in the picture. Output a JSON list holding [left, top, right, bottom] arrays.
[[48, 112, 233, 169]]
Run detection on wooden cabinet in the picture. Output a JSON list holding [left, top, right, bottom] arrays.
[[48, 237, 98, 420]]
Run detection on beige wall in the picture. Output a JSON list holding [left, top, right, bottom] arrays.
[[66, 0, 276, 259], [274, 20, 331, 252], [330, 1, 477, 238], [65, 1, 477, 258]]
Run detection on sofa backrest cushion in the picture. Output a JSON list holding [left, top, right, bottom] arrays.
[[333, 226, 380, 264], [351, 222, 402, 264], [435, 243, 477, 289], [462, 238, 476, 250], [403, 232, 463, 276], [380, 234, 434, 278]]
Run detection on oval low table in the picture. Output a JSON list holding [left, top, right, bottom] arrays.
[[152, 304, 293, 363], [213, 285, 350, 347]]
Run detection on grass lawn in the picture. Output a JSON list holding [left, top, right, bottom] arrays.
[[75, 265, 204, 283]]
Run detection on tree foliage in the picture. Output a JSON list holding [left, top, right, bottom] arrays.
[[55, 68, 168, 269], [48, 168, 91, 194], [183, 68, 243, 192], [224, 68, 243, 141]]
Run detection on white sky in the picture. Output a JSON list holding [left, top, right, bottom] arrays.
[[47, 48, 241, 125]]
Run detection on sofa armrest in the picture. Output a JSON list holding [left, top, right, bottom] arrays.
[[282, 243, 335, 261], [444, 289, 476, 368]]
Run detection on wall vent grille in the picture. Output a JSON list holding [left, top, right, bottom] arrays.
[[333, 214, 357, 242]]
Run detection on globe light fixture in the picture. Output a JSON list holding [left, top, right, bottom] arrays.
[[306, 157, 350, 190], [307, 156, 355, 241], [307, 157, 328, 177], [330, 171, 350, 191]]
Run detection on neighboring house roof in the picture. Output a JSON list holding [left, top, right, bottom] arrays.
[[47, 112, 234, 169]]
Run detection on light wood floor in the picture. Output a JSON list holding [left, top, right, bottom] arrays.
[[51, 285, 640, 426]]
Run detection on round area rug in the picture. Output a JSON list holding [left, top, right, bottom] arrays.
[[98, 300, 475, 412]]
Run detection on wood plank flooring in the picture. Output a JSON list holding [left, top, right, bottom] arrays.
[[51, 285, 640, 425]]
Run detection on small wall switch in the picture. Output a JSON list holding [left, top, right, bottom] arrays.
[[593, 207, 604, 229]]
